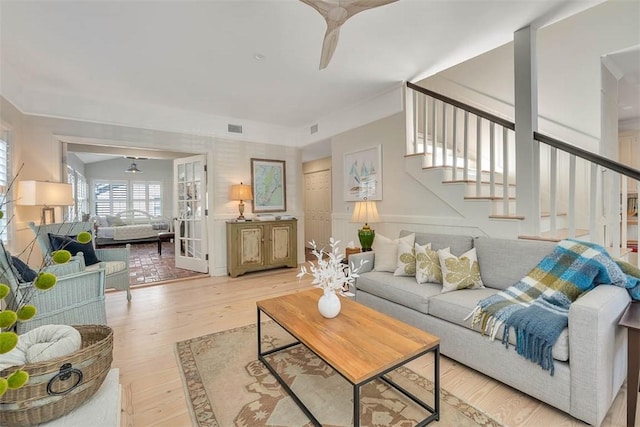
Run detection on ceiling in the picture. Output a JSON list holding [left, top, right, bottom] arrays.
[[1, 0, 606, 141]]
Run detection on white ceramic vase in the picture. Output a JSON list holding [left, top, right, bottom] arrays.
[[318, 288, 341, 318]]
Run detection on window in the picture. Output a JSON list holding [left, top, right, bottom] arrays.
[[66, 166, 89, 221], [94, 181, 128, 216], [131, 181, 162, 216], [93, 180, 162, 217], [0, 132, 11, 243]]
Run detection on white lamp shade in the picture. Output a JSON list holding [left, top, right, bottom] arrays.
[[230, 183, 253, 201], [17, 181, 74, 206], [351, 200, 381, 224]]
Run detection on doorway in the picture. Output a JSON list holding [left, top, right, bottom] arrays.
[[62, 140, 208, 286]]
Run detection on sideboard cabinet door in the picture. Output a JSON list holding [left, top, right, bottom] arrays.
[[227, 219, 297, 277]]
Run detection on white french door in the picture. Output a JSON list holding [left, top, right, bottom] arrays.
[[174, 155, 208, 273]]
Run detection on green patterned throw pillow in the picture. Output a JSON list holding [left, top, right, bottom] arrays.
[[393, 238, 416, 277], [438, 247, 484, 293], [415, 243, 444, 284]]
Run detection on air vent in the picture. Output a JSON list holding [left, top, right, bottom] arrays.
[[310, 124, 318, 134], [228, 124, 243, 134]]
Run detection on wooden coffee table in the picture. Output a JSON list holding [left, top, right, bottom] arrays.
[[256, 288, 440, 426]]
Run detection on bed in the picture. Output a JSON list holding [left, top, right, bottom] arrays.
[[93, 210, 171, 246]]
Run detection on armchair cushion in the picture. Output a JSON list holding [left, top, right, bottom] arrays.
[[48, 233, 101, 266], [11, 256, 37, 282]]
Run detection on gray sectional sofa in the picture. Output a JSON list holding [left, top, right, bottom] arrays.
[[349, 230, 630, 427]]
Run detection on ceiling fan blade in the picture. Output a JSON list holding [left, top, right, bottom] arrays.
[[319, 26, 341, 70], [299, 0, 400, 69]]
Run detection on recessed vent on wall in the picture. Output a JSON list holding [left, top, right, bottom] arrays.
[[228, 124, 243, 134], [310, 124, 318, 134]]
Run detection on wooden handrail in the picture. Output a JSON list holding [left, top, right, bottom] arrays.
[[534, 132, 640, 181], [406, 82, 515, 130]]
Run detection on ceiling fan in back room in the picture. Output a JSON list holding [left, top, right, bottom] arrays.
[[299, 0, 399, 70]]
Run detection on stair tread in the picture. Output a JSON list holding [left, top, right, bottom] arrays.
[[422, 165, 494, 174], [489, 215, 525, 220], [464, 196, 516, 201], [442, 179, 516, 187], [541, 212, 568, 217]]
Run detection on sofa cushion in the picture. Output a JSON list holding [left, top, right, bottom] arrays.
[[355, 271, 441, 315], [473, 237, 556, 290], [429, 288, 569, 361], [86, 261, 127, 275], [439, 247, 484, 293], [399, 230, 473, 256]]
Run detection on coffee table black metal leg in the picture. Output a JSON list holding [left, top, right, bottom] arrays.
[[354, 384, 360, 426], [435, 346, 440, 421]]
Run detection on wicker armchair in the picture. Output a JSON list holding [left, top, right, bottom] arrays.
[[0, 242, 107, 334], [28, 221, 132, 301]]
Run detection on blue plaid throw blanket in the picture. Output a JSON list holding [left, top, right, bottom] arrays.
[[467, 239, 640, 375]]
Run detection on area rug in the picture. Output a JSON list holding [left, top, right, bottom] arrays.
[[175, 323, 502, 427]]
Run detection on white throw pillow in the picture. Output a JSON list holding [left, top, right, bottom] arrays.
[[394, 238, 417, 277], [438, 247, 484, 293], [373, 233, 415, 273], [415, 243, 445, 284]]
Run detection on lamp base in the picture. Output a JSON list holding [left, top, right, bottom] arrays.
[[358, 226, 375, 252], [237, 201, 246, 220]]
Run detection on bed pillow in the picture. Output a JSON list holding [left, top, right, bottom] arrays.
[[373, 233, 415, 273], [438, 247, 484, 293], [415, 244, 444, 284], [48, 233, 101, 266], [106, 215, 125, 227]]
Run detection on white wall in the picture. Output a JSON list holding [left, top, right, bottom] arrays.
[[1, 96, 305, 275], [418, 0, 640, 154], [66, 152, 86, 176], [330, 113, 485, 246]]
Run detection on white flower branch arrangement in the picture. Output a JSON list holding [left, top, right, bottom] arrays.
[[297, 238, 368, 296]]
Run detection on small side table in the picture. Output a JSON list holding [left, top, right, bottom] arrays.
[[619, 301, 640, 427], [157, 232, 175, 255]]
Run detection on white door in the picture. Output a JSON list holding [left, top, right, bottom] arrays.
[[304, 169, 331, 251], [174, 155, 208, 273]]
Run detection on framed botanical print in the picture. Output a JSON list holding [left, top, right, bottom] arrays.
[[251, 158, 286, 212], [343, 145, 382, 201]]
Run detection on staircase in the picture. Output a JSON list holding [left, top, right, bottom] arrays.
[[405, 82, 640, 261]]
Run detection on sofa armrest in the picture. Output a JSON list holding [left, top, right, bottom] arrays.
[[348, 251, 375, 274], [568, 285, 631, 426]]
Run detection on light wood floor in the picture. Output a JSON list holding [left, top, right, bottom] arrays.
[[108, 268, 637, 427]]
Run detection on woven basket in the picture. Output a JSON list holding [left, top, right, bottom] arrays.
[[0, 324, 113, 427]]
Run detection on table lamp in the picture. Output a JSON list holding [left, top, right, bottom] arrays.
[[230, 182, 253, 220], [17, 181, 74, 224], [351, 198, 381, 251]]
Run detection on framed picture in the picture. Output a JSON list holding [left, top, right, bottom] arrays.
[[343, 145, 382, 201], [251, 158, 286, 212]]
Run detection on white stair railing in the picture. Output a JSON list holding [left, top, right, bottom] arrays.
[[407, 83, 640, 260], [406, 82, 516, 216], [535, 132, 640, 260]]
